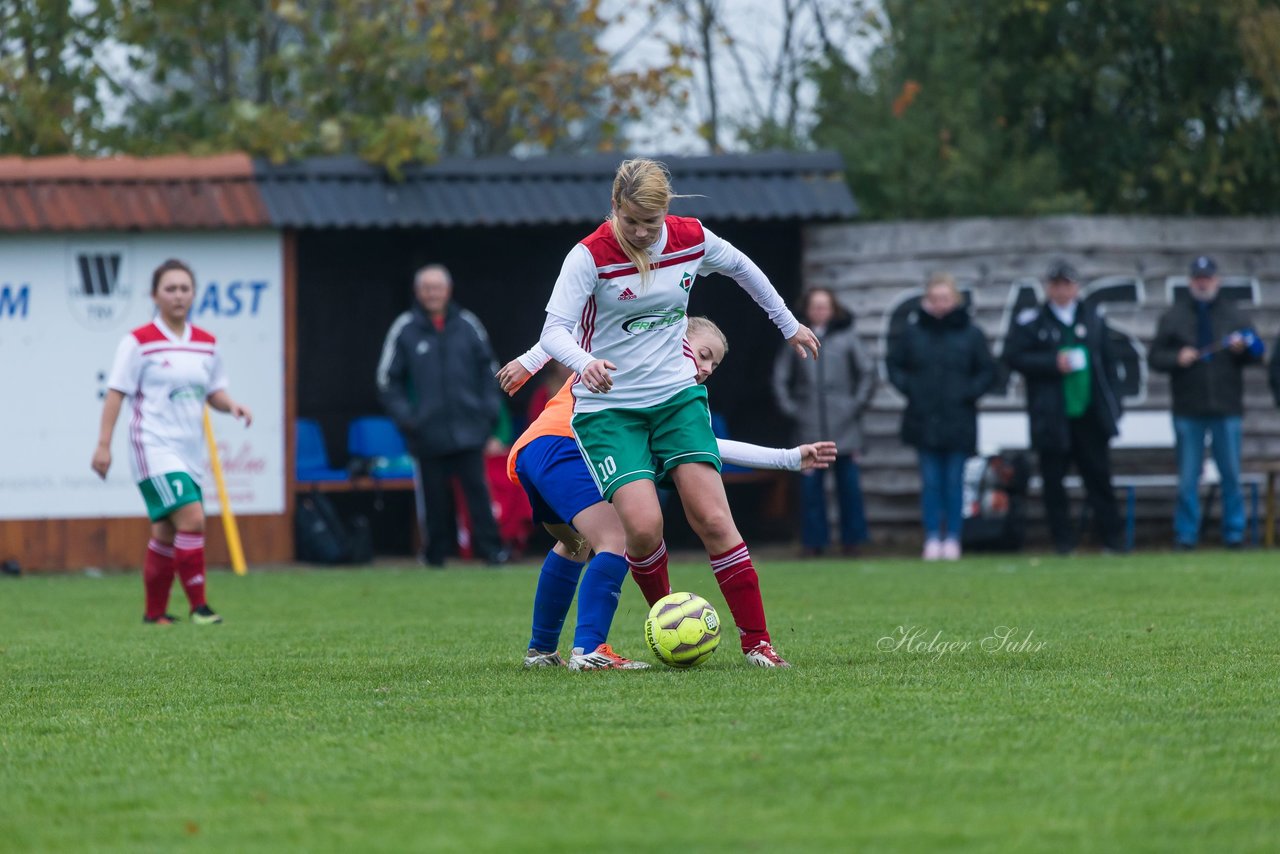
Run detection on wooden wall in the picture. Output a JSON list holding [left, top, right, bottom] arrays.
[[804, 216, 1280, 547], [0, 515, 292, 572]]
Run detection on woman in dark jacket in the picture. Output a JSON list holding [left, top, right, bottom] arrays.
[[888, 273, 996, 559], [772, 288, 876, 555]]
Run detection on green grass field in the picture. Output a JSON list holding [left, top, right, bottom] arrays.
[[2, 552, 1278, 853]]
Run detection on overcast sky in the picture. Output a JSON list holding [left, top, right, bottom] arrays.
[[75, 0, 875, 157], [600, 0, 875, 154]]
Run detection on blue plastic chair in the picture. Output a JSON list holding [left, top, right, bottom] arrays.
[[296, 418, 350, 483], [347, 416, 416, 479]]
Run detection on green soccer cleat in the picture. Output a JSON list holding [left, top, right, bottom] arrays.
[[189, 605, 223, 626]]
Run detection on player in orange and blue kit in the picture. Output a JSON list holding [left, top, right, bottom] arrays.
[[502, 317, 835, 670]]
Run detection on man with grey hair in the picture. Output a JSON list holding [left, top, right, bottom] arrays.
[[377, 264, 507, 566]]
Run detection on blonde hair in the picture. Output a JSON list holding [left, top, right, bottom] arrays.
[[609, 158, 675, 287], [685, 315, 729, 355]]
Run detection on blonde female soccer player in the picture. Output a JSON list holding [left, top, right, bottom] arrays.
[[534, 159, 820, 667], [502, 318, 835, 669], [92, 259, 252, 625]]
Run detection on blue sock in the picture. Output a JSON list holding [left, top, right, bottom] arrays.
[[528, 550, 584, 652], [573, 551, 628, 652]]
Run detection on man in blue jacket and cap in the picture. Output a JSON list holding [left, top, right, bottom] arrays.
[[1149, 255, 1265, 549]]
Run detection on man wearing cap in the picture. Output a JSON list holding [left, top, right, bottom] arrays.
[[1005, 260, 1126, 554], [1149, 255, 1264, 550]]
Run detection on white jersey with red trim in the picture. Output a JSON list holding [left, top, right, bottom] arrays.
[[543, 216, 799, 412], [106, 320, 229, 482]]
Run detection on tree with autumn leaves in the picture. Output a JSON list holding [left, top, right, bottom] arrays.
[[1, 0, 686, 171], [4, 0, 1280, 217], [812, 0, 1280, 217]]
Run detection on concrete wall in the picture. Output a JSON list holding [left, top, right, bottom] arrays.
[[803, 216, 1280, 548]]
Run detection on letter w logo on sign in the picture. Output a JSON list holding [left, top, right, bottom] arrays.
[[67, 245, 133, 330], [77, 253, 122, 296]]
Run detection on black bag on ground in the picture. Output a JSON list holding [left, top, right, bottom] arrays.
[[295, 493, 372, 565], [961, 453, 1031, 552], [344, 513, 374, 564]]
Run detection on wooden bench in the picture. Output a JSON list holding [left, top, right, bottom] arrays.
[[980, 411, 1263, 549], [1257, 461, 1280, 547]]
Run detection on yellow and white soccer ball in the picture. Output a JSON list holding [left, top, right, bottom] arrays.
[[644, 592, 721, 668]]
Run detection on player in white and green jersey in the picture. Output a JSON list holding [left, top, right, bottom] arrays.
[[538, 158, 820, 667], [92, 259, 252, 626]]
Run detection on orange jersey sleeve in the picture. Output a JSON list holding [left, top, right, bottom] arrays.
[[506, 377, 577, 484]]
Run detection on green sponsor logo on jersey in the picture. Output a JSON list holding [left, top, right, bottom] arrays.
[[621, 309, 686, 335], [169, 384, 207, 402]]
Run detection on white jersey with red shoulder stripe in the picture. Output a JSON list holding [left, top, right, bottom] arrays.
[[106, 320, 228, 482], [545, 216, 762, 412]]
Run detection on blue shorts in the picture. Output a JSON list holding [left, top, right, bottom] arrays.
[[514, 435, 604, 527]]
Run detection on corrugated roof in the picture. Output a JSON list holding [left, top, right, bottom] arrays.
[[0, 151, 856, 232], [254, 152, 857, 228], [0, 154, 270, 232]]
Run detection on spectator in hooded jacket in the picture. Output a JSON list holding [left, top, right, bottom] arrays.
[[888, 273, 997, 560], [1149, 255, 1264, 550], [772, 288, 876, 556], [377, 264, 508, 567], [1004, 260, 1126, 555]]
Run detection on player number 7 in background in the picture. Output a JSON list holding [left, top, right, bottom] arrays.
[[596, 456, 617, 481]]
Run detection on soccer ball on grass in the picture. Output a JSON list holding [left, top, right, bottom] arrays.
[[644, 592, 721, 668]]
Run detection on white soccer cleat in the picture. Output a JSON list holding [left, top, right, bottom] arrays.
[[744, 640, 791, 668], [522, 648, 566, 669], [568, 643, 650, 671]]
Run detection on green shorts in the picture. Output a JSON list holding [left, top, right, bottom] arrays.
[[138, 472, 203, 522], [571, 385, 721, 501]]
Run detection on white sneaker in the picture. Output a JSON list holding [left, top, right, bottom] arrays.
[[923, 538, 943, 560], [522, 648, 566, 669], [941, 538, 961, 560], [568, 643, 650, 671], [744, 640, 791, 668]]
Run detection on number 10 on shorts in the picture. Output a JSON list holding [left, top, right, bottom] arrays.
[[596, 455, 617, 482]]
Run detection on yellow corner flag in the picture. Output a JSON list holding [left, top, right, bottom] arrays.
[[204, 406, 247, 575]]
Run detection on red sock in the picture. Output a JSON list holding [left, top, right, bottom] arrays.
[[626, 541, 670, 607], [710, 542, 770, 651], [173, 532, 207, 610], [143, 539, 176, 619]]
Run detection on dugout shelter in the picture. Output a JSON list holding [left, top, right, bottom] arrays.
[[0, 152, 857, 570]]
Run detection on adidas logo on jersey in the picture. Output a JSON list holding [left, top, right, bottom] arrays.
[[617, 287, 637, 301]]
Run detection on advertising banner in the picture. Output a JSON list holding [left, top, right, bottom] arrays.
[[0, 232, 284, 519]]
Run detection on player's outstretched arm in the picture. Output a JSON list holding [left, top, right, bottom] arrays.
[[716, 438, 836, 471], [497, 359, 533, 396], [787, 325, 821, 360], [797, 441, 838, 471], [497, 342, 554, 396]]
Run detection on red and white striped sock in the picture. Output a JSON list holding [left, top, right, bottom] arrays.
[[143, 539, 176, 620], [710, 542, 770, 651], [626, 541, 670, 607], [173, 532, 207, 610]]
